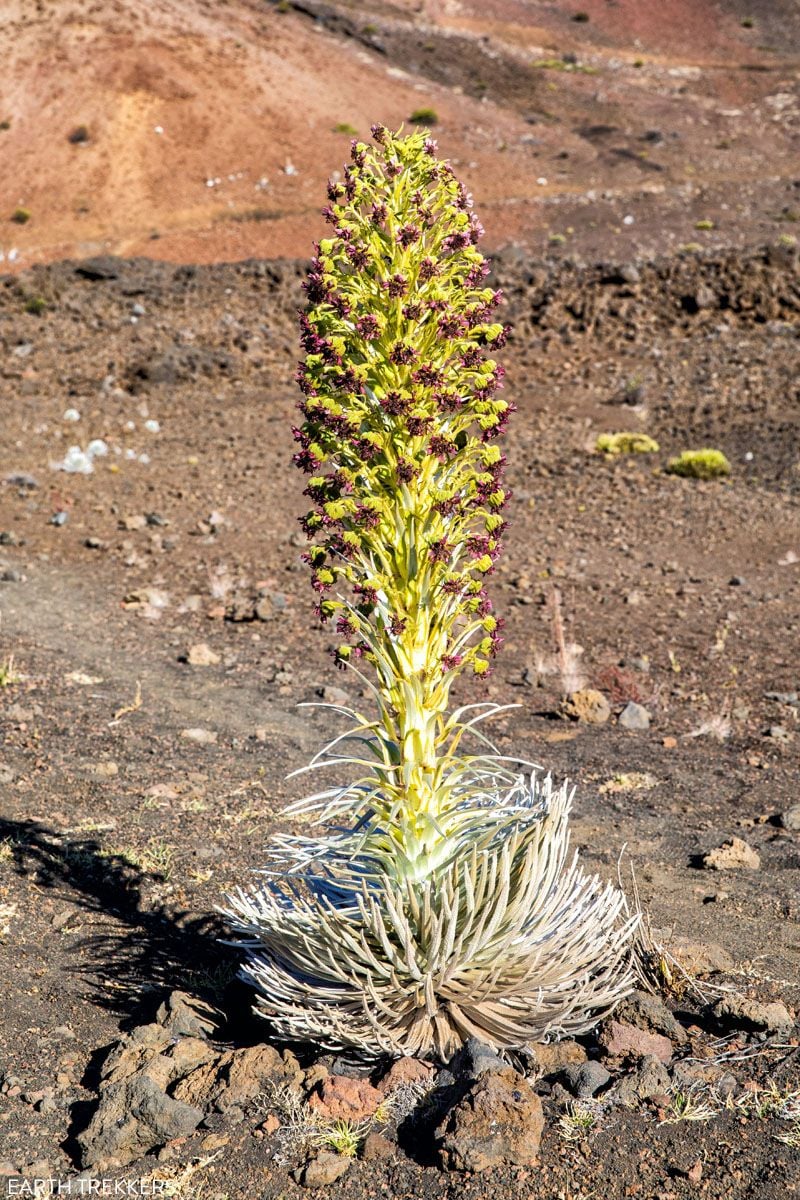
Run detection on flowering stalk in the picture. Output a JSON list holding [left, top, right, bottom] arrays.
[[293, 125, 511, 877], [226, 128, 637, 1060]]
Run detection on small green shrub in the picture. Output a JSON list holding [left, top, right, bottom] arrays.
[[409, 107, 438, 126], [333, 122, 358, 136], [695, 218, 715, 231], [11, 207, 30, 225], [0, 119, 10, 132], [596, 432, 659, 456], [666, 449, 731, 480], [24, 296, 47, 316], [68, 125, 90, 144], [532, 57, 598, 74], [572, 11, 590, 21], [741, 17, 754, 28]]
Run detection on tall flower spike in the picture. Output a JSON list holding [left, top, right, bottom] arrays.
[[225, 127, 638, 1060]]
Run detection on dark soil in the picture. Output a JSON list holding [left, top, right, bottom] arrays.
[[0, 245, 798, 1196]]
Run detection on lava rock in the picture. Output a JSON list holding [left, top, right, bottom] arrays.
[[616, 991, 688, 1045], [448, 1037, 506, 1080], [376, 1058, 435, 1094], [360, 1131, 395, 1161], [667, 936, 734, 975], [618, 701, 651, 730], [702, 837, 760, 870], [307, 1075, 383, 1121], [611, 1054, 670, 1105], [563, 1061, 610, 1099], [599, 1020, 673, 1064], [77, 1075, 204, 1168], [175, 1044, 299, 1111], [779, 804, 800, 831], [560, 688, 611, 724], [531, 1040, 588, 1075], [298, 1150, 351, 1187], [713, 994, 794, 1035], [155, 991, 217, 1039], [436, 1067, 544, 1172]]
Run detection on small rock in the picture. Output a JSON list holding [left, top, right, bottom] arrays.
[[0, 765, 16, 784], [618, 701, 651, 730], [84, 760, 119, 779], [185, 643, 221, 667], [531, 1040, 587, 1075], [779, 804, 800, 831], [318, 685, 351, 707], [180, 728, 218, 746], [448, 1037, 506, 1080], [611, 1055, 670, 1105], [0, 568, 22, 582], [560, 688, 610, 724], [119, 514, 148, 531], [616, 991, 688, 1045], [765, 691, 798, 707], [376, 1058, 435, 1094], [300, 1150, 351, 1187], [436, 1067, 544, 1172], [599, 1020, 673, 1064], [671, 1060, 725, 1090], [667, 936, 734, 975], [687, 1160, 703, 1185], [563, 1061, 610, 1099], [360, 1131, 395, 1161], [156, 991, 217, 1039], [260, 1113, 280, 1135], [200, 1132, 229, 1151], [308, 1075, 383, 1121], [22, 1162, 50, 1178], [713, 994, 794, 1035], [765, 724, 793, 743], [702, 837, 760, 871], [303, 1063, 329, 1091]]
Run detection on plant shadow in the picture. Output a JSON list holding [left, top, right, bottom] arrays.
[[0, 816, 256, 1037]]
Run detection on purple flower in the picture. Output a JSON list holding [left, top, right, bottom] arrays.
[[413, 363, 443, 387], [429, 538, 451, 564], [428, 434, 456, 459], [406, 414, 432, 437], [389, 341, 416, 365], [396, 458, 417, 483], [397, 223, 421, 247], [441, 231, 470, 253], [356, 314, 381, 340], [418, 257, 440, 281], [382, 273, 408, 298], [381, 391, 408, 416]]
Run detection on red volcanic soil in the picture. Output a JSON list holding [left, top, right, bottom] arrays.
[[1, 0, 799, 269]]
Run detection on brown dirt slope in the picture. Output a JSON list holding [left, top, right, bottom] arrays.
[[1, 0, 799, 267]]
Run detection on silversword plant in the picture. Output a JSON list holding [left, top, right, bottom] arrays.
[[226, 126, 637, 1059]]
